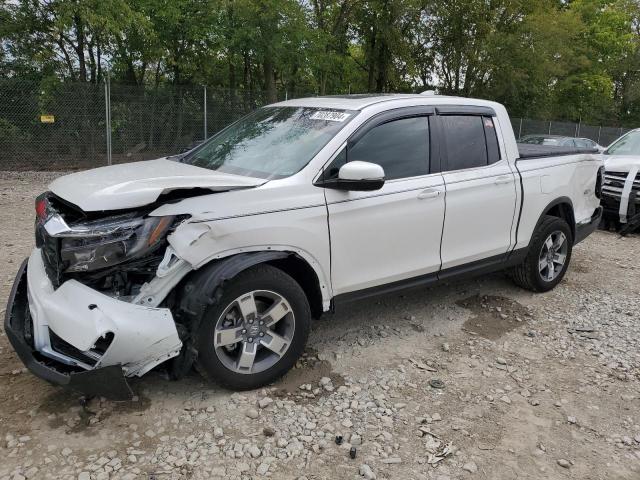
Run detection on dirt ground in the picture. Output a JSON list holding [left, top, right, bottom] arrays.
[[0, 171, 639, 480]]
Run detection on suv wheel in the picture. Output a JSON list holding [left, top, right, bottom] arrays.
[[196, 264, 311, 390], [511, 215, 573, 292]]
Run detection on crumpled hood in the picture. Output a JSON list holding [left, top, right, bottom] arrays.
[[604, 155, 640, 172], [49, 158, 266, 211]]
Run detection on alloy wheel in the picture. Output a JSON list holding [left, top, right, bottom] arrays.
[[538, 230, 568, 282], [213, 290, 295, 374]]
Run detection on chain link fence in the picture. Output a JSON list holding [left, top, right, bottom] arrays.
[[510, 117, 633, 147], [0, 77, 636, 171], [1, 79, 106, 170], [0, 78, 289, 170]]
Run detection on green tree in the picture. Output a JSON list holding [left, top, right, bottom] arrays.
[[353, 0, 423, 92], [5, 0, 146, 83], [305, 0, 357, 95], [1, 0, 639, 125]]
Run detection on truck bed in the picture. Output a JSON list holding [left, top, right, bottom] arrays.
[[517, 143, 598, 159]]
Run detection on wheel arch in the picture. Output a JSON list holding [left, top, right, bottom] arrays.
[[532, 197, 576, 243], [166, 250, 326, 379], [263, 255, 325, 320], [177, 251, 326, 322]]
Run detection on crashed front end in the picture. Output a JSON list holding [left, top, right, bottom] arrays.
[[4, 194, 187, 400]]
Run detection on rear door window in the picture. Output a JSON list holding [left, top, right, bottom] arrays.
[[441, 115, 488, 170]]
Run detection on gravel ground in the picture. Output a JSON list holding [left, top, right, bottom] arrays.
[[1, 171, 639, 480]]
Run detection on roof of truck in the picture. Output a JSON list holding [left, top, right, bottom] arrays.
[[271, 93, 500, 111]]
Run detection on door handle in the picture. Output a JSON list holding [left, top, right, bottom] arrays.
[[417, 189, 441, 200], [494, 175, 512, 185]]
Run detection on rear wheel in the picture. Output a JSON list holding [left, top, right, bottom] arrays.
[[511, 215, 573, 292], [196, 264, 311, 390]]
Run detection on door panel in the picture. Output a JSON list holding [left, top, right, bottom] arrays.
[[440, 162, 517, 269], [326, 175, 445, 295], [437, 113, 518, 270]]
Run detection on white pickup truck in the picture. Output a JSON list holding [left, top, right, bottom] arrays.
[[5, 94, 603, 398]]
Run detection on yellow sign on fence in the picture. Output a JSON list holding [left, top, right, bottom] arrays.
[[40, 114, 55, 123]]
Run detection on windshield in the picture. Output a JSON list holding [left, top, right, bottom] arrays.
[[181, 106, 357, 179], [606, 130, 640, 155]]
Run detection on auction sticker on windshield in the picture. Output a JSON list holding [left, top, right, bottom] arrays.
[[309, 111, 351, 122]]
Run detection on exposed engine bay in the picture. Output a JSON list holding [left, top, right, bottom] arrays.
[[34, 192, 187, 300]]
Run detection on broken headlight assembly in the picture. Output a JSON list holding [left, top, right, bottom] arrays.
[[47, 213, 176, 273]]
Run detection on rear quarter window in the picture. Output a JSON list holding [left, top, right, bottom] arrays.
[[483, 116, 500, 164]]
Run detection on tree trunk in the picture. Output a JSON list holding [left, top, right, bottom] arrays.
[[148, 61, 162, 149], [229, 57, 237, 93], [96, 41, 102, 83], [88, 39, 96, 84], [289, 64, 298, 98], [367, 27, 377, 92], [243, 50, 251, 90], [375, 42, 388, 92], [263, 58, 277, 103], [125, 58, 138, 85], [243, 50, 251, 111], [139, 61, 147, 85], [175, 88, 184, 149], [57, 37, 76, 81], [73, 14, 87, 82]]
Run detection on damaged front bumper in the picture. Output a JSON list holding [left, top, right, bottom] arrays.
[[4, 250, 183, 400]]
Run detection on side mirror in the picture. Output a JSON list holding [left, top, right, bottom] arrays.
[[318, 161, 385, 191]]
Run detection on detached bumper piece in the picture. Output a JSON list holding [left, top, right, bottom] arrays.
[[4, 259, 133, 400], [619, 192, 640, 235], [574, 206, 603, 244]]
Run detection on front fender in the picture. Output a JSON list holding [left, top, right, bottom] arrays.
[[177, 251, 290, 319], [167, 208, 333, 308]]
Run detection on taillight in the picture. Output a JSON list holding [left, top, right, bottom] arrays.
[[595, 167, 604, 199], [35, 195, 48, 221]]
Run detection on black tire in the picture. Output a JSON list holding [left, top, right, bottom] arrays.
[[511, 215, 573, 292], [196, 264, 311, 390]]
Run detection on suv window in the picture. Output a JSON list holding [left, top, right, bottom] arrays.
[[575, 138, 592, 148], [441, 115, 499, 170], [347, 116, 430, 180], [607, 130, 640, 155]]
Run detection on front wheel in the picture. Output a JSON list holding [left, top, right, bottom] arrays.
[[511, 215, 573, 292], [196, 264, 311, 390]]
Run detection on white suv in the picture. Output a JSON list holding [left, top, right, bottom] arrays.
[[601, 128, 640, 231], [5, 94, 603, 398]]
